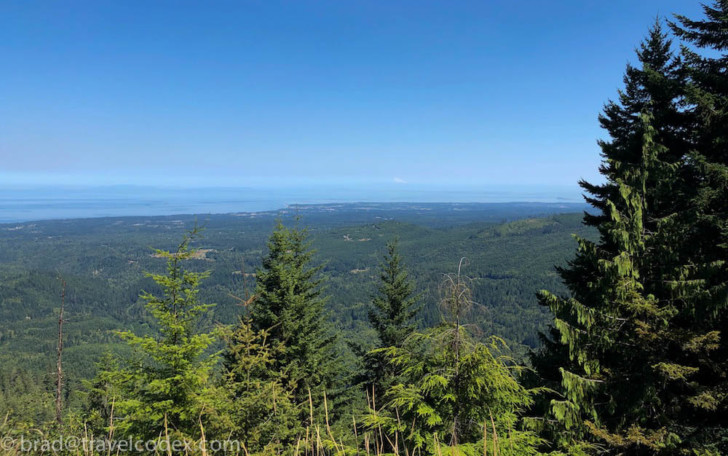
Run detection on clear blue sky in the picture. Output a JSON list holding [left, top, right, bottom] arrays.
[[0, 0, 706, 189]]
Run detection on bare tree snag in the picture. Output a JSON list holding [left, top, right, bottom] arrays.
[[55, 277, 66, 425]]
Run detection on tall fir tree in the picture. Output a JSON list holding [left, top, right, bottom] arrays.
[[538, 115, 688, 454], [110, 228, 218, 442], [529, 20, 728, 454], [248, 220, 342, 417], [369, 239, 420, 350], [353, 238, 421, 395], [668, 1, 728, 448], [531, 22, 687, 394]]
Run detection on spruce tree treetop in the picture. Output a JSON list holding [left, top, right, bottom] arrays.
[[353, 238, 421, 398], [249, 220, 341, 409], [368, 238, 421, 350], [671, 1, 728, 282], [582, 20, 687, 230]]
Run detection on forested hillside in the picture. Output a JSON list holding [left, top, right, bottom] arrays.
[[0, 203, 591, 390]]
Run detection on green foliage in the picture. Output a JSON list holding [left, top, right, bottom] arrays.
[[533, 14, 728, 455], [218, 318, 301, 452], [353, 238, 421, 395], [108, 227, 219, 441], [368, 333, 535, 448], [364, 264, 540, 455], [81, 353, 120, 434], [250, 220, 343, 414], [0, 367, 55, 430]]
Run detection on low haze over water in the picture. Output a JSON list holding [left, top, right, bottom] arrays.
[[0, 185, 583, 223]]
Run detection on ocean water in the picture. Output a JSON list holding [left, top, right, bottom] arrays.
[[0, 185, 584, 223]]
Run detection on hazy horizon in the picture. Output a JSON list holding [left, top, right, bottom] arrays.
[[0, 183, 586, 223], [0, 1, 691, 222]]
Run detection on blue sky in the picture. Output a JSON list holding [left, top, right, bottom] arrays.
[[0, 0, 706, 189]]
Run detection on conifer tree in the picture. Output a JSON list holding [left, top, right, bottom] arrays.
[[533, 16, 727, 454], [219, 319, 301, 452], [82, 353, 119, 434], [369, 239, 420, 350], [537, 115, 683, 454], [668, 1, 728, 448], [582, 20, 687, 231], [111, 228, 218, 441], [354, 238, 420, 395], [249, 220, 341, 414], [365, 262, 539, 454]]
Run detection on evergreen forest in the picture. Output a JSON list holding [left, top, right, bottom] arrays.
[[2, 3, 728, 455]]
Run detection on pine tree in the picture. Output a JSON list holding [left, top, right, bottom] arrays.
[[369, 239, 420, 349], [249, 220, 341, 415], [111, 228, 218, 441], [354, 238, 421, 395]]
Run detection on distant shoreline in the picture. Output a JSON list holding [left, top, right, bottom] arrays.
[[0, 200, 589, 225], [0, 185, 586, 224]]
